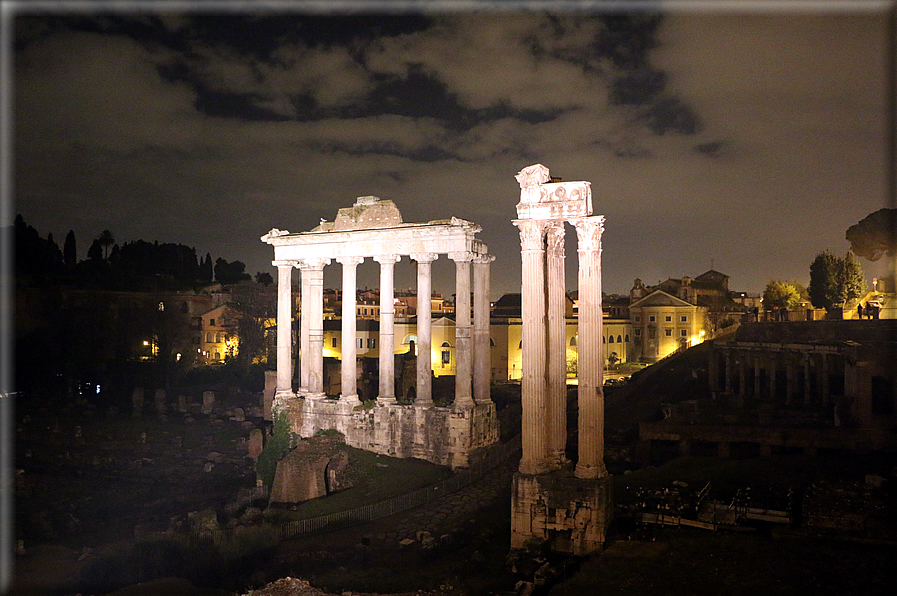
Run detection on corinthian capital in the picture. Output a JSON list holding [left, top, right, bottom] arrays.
[[545, 222, 566, 256], [572, 216, 605, 251], [513, 219, 547, 251]]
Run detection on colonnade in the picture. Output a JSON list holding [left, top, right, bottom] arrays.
[[272, 251, 494, 408], [710, 344, 851, 406]]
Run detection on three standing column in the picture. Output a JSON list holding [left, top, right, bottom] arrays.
[[573, 216, 607, 479], [338, 257, 364, 404], [274, 261, 296, 396], [546, 223, 568, 465], [451, 252, 475, 408], [411, 253, 438, 406], [375, 254, 400, 404], [301, 258, 329, 399], [514, 219, 550, 475], [473, 254, 495, 405]]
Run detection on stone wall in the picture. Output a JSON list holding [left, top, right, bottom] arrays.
[[275, 395, 499, 469], [510, 472, 613, 556]]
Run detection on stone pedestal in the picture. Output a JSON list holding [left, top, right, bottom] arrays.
[[510, 471, 613, 556]]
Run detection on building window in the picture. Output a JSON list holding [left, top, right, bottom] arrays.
[[609, 335, 615, 343], [665, 329, 672, 337], [216, 333, 223, 343], [635, 329, 641, 337], [681, 329, 688, 337], [649, 329, 656, 339], [665, 315, 672, 322], [332, 337, 337, 348], [367, 338, 376, 349], [210, 318, 215, 326], [206, 333, 212, 343], [617, 335, 622, 343], [681, 315, 688, 322], [649, 315, 656, 322], [634, 315, 641, 322], [625, 334, 630, 342], [570, 336, 577, 347], [356, 338, 363, 349]]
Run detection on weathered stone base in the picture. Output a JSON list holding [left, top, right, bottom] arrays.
[[273, 393, 499, 469], [510, 471, 613, 556]]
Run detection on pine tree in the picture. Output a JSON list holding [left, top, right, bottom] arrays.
[[63, 230, 77, 269]]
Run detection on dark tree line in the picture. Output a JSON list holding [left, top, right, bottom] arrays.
[[14, 214, 253, 290]]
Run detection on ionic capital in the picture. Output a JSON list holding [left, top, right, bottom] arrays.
[[297, 257, 331, 270], [473, 254, 496, 265], [513, 219, 548, 251], [272, 259, 298, 269], [374, 254, 401, 265], [336, 256, 365, 266], [448, 251, 475, 263], [410, 252, 439, 264], [572, 216, 605, 251]]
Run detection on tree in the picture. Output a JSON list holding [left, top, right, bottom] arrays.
[[214, 258, 252, 285], [98, 229, 115, 260], [847, 208, 897, 288], [809, 250, 866, 311], [222, 280, 277, 368], [763, 280, 804, 311], [63, 230, 77, 269], [255, 271, 274, 286], [200, 253, 214, 283]]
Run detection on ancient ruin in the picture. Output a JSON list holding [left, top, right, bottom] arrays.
[[261, 197, 499, 468], [510, 164, 613, 556]]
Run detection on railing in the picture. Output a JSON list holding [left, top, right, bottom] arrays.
[[168, 434, 522, 548]]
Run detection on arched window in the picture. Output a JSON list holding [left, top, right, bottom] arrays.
[[441, 341, 451, 348], [603, 336, 606, 343], [617, 335, 622, 343], [625, 334, 630, 342], [609, 335, 615, 343], [518, 340, 523, 349], [403, 334, 418, 345], [206, 333, 212, 343], [570, 336, 577, 347], [216, 333, 223, 343]]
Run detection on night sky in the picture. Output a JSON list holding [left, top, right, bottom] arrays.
[[8, 2, 895, 298]]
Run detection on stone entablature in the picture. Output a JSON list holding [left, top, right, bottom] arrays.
[[262, 196, 498, 470]]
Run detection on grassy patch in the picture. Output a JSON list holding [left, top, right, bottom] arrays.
[[265, 448, 452, 521]]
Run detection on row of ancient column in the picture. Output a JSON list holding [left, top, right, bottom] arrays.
[[273, 252, 494, 407], [514, 215, 606, 479], [713, 347, 850, 406]]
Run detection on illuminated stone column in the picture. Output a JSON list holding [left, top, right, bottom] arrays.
[[546, 222, 567, 466], [274, 261, 295, 396], [299, 262, 311, 394], [338, 256, 364, 404], [451, 251, 475, 408], [411, 253, 438, 406], [514, 219, 550, 475], [301, 258, 329, 399], [375, 254, 401, 404], [573, 216, 607, 479], [473, 254, 495, 405]]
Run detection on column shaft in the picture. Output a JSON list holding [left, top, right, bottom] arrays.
[[299, 265, 311, 393], [303, 259, 329, 398], [452, 253, 474, 407], [473, 255, 495, 405], [546, 223, 567, 466], [338, 257, 363, 403], [274, 262, 295, 396], [514, 220, 550, 475], [411, 254, 438, 406], [574, 216, 607, 479], [376, 255, 400, 403]]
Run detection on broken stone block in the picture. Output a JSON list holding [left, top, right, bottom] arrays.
[[247, 429, 264, 461], [188, 509, 219, 532], [202, 391, 215, 414]]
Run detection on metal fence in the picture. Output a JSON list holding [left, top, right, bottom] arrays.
[[172, 434, 521, 548]]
